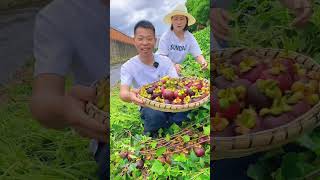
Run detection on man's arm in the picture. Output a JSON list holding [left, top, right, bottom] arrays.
[[31, 74, 66, 129], [31, 74, 107, 142]]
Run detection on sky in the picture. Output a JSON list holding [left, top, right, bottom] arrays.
[[110, 0, 186, 38]]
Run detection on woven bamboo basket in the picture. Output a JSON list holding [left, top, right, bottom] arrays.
[[85, 77, 109, 125], [212, 48, 320, 160], [137, 77, 210, 112]]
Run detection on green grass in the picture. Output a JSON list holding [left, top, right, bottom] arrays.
[[0, 65, 98, 179]]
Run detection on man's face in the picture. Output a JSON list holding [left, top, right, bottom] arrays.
[[134, 27, 156, 57]]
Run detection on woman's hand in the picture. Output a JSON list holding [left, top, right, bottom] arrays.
[[280, 0, 313, 27], [211, 8, 232, 41], [175, 64, 182, 75], [200, 60, 208, 70]]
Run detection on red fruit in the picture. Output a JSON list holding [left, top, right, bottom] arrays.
[[239, 63, 266, 83], [213, 76, 232, 89], [163, 89, 174, 100], [193, 147, 205, 157], [219, 101, 241, 120], [195, 83, 203, 90], [289, 101, 311, 118], [174, 90, 179, 98], [247, 83, 272, 110], [161, 86, 166, 94], [260, 70, 293, 92], [136, 160, 144, 169], [281, 58, 295, 78], [263, 114, 291, 130]]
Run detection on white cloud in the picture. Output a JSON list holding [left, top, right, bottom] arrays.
[[110, 0, 186, 37]]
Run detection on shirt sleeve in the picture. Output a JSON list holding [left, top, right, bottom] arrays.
[[33, 11, 73, 77], [156, 34, 169, 56], [120, 64, 133, 86], [189, 34, 202, 58]]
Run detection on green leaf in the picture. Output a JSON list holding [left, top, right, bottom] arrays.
[[156, 147, 166, 157], [174, 153, 187, 162], [182, 135, 190, 143], [170, 123, 181, 134], [151, 141, 157, 149], [281, 152, 304, 179], [203, 125, 210, 136], [151, 160, 165, 175], [165, 134, 171, 141]]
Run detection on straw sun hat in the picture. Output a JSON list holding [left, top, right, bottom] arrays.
[[163, 4, 196, 26]]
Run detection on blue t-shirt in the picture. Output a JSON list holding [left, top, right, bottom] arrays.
[[33, 0, 108, 154], [34, 0, 108, 86]]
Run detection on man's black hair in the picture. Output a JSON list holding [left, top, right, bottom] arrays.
[[170, 17, 189, 31], [134, 20, 156, 35]]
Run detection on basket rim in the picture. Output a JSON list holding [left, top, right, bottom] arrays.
[[212, 47, 320, 140]]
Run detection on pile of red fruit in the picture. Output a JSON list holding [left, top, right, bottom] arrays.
[[139, 76, 209, 105], [212, 50, 320, 137]]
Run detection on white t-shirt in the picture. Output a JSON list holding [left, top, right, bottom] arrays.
[[156, 29, 202, 64], [121, 54, 178, 89]]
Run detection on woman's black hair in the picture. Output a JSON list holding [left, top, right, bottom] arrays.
[[170, 16, 189, 31], [134, 20, 156, 35]]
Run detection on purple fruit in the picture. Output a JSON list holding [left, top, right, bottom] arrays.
[[136, 160, 144, 169], [240, 63, 266, 83], [147, 87, 155, 94], [194, 147, 205, 157], [213, 76, 232, 89], [230, 79, 252, 89], [289, 101, 311, 118], [164, 99, 171, 104], [247, 83, 272, 110], [163, 89, 174, 100], [263, 114, 291, 130], [212, 124, 235, 137]]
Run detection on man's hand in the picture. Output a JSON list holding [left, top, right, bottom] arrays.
[[66, 85, 107, 142], [31, 75, 107, 143], [211, 8, 232, 41], [175, 64, 182, 74], [120, 85, 144, 106], [129, 89, 145, 106], [280, 0, 313, 27]]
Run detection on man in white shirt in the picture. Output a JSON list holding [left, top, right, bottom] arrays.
[[120, 20, 189, 135]]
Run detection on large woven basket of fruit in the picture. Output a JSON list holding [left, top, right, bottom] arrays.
[[211, 48, 320, 160], [137, 76, 210, 112], [85, 77, 109, 125]]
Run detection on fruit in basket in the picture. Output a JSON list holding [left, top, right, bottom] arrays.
[[139, 76, 209, 105], [212, 50, 320, 137]]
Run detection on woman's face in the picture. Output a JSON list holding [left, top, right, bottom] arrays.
[[171, 15, 187, 32]]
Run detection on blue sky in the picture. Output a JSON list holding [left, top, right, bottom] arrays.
[[110, 0, 186, 37]]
